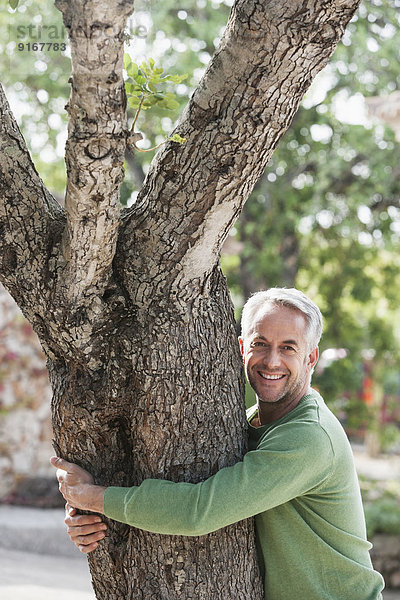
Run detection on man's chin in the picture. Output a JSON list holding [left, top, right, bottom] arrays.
[[256, 393, 284, 405], [255, 381, 287, 404]]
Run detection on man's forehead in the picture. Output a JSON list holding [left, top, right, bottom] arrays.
[[249, 303, 307, 335]]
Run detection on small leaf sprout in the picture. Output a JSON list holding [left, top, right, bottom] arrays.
[[124, 54, 188, 153]]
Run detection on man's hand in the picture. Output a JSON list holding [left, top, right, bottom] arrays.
[[50, 456, 106, 513], [64, 503, 108, 554]]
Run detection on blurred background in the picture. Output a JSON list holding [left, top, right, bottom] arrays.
[[0, 0, 399, 597]]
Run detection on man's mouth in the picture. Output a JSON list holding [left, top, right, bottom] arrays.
[[258, 372, 286, 381]]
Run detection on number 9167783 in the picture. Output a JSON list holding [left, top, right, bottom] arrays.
[[17, 42, 67, 51]]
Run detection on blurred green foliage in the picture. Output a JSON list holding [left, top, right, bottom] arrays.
[[1, 0, 70, 197], [360, 477, 400, 537]]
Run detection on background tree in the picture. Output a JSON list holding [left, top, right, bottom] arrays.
[[1, 0, 364, 599], [222, 0, 400, 440]]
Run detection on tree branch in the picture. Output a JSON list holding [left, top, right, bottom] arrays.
[[119, 0, 361, 296], [55, 0, 134, 306], [0, 84, 64, 322]]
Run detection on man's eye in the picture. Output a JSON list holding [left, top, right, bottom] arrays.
[[283, 346, 294, 351], [253, 341, 266, 347]]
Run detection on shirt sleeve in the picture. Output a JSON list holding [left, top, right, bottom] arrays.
[[103, 421, 334, 536]]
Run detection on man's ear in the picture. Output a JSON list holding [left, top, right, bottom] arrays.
[[238, 336, 245, 359], [308, 347, 319, 371]]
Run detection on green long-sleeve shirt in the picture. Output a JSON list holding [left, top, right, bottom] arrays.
[[104, 390, 384, 599]]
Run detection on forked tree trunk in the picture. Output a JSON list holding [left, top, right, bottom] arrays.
[[0, 0, 361, 598]]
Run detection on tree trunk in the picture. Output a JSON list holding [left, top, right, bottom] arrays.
[[50, 267, 262, 598], [0, 0, 362, 598]]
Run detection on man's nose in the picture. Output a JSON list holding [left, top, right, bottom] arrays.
[[263, 348, 281, 369]]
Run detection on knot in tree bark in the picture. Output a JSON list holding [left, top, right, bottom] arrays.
[[85, 138, 111, 159]]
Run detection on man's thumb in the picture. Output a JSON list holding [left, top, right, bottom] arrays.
[[50, 456, 69, 471]]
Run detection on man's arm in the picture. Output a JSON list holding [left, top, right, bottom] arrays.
[[51, 421, 333, 537]]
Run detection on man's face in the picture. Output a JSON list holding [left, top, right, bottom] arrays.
[[239, 304, 318, 411]]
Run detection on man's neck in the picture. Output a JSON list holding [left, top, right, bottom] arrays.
[[256, 388, 312, 426]]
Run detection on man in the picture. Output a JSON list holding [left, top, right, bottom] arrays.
[[51, 288, 384, 599]]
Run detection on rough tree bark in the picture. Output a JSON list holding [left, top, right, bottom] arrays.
[[0, 0, 361, 598]]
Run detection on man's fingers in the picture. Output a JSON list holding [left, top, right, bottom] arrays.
[[67, 525, 107, 554], [63, 507, 107, 554], [65, 503, 76, 516], [78, 541, 99, 554], [65, 513, 105, 528], [70, 529, 106, 545], [50, 456, 74, 472], [67, 522, 107, 537]]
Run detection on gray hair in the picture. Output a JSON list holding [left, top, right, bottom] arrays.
[[240, 288, 323, 351]]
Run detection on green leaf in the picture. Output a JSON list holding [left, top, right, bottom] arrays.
[[125, 82, 143, 96], [148, 74, 162, 85], [123, 53, 132, 71], [159, 93, 180, 110], [143, 96, 157, 107], [140, 62, 150, 76], [166, 74, 188, 84], [9, 0, 19, 8], [169, 134, 187, 144], [126, 62, 139, 79], [161, 73, 188, 84], [127, 96, 142, 109], [148, 83, 158, 93], [134, 74, 146, 86]]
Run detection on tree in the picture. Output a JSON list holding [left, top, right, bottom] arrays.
[[223, 0, 400, 299], [0, 1, 362, 598]]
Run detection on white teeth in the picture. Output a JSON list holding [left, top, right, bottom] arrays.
[[259, 373, 284, 380]]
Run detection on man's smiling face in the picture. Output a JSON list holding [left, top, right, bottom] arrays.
[[239, 303, 318, 421]]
